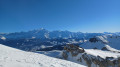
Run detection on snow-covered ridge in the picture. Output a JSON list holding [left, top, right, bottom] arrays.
[[0, 29, 119, 51], [62, 44, 120, 67], [85, 49, 120, 59], [81, 34, 120, 51], [0, 44, 86, 67], [1, 28, 117, 39]]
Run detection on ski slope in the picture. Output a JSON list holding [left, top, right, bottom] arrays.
[[0, 44, 86, 67]]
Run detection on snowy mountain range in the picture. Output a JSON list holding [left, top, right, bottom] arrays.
[[0, 29, 120, 67], [0, 29, 120, 51], [1, 28, 118, 39]]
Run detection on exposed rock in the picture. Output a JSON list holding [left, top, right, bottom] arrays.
[[82, 53, 92, 67], [93, 47, 98, 49], [62, 51, 68, 60], [118, 57, 120, 67], [63, 44, 85, 57], [89, 38, 98, 43], [101, 47, 109, 51], [77, 57, 82, 62], [62, 44, 120, 67]]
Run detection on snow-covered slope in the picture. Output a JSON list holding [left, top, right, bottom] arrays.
[[64, 49, 120, 67], [62, 44, 120, 67], [85, 49, 120, 59], [0, 44, 86, 67], [81, 34, 120, 51]]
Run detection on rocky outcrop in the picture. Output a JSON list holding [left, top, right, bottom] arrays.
[[89, 38, 98, 43], [62, 44, 120, 67], [82, 53, 92, 67], [63, 44, 85, 57], [118, 57, 120, 67]]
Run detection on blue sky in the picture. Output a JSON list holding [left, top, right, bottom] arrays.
[[0, 0, 120, 33]]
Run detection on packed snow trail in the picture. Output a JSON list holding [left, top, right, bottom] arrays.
[[0, 44, 86, 67]]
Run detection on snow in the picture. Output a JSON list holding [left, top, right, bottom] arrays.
[[81, 34, 120, 50], [40, 45, 46, 49], [0, 36, 6, 40], [85, 49, 120, 59], [63, 48, 120, 67], [36, 50, 62, 57], [81, 41, 105, 49], [32, 36, 36, 39], [0, 44, 86, 67], [105, 45, 120, 52], [105, 35, 120, 50], [96, 36, 108, 43]]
